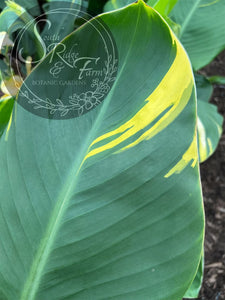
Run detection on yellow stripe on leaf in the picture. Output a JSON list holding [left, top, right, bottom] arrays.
[[164, 131, 198, 178], [84, 33, 194, 163]]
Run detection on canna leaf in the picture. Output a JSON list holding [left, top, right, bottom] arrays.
[[0, 0, 40, 15], [0, 5, 24, 34], [195, 73, 213, 103], [104, 0, 181, 35], [197, 100, 223, 163], [0, 1, 48, 62], [0, 1, 204, 299], [207, 75, 225, 85], [104, 0, 178, 16], [195, 74, 223, 162], [41, 0, 89, 50], [0, 31, 13, 53], [104, 0, 134, 12], [0, 74, 22, 138], [170, 0, 225, 70]]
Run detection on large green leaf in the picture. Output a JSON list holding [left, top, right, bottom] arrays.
[[195, 74, 223, 162], [0, 1, 204, 299], [170, 0, 225, 70]]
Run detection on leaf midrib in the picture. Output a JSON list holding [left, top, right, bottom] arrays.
[[179, 0, 202, 38], [20, 4, 142, 300]]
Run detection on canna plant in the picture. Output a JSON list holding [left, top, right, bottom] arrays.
[[104, 0, 225, 163], [0, 0, 224, 299]]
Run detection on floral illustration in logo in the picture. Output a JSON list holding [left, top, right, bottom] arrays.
[[8, 2, 118, 119]]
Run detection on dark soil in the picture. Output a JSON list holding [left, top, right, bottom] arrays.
[[195, 50, 225, 300]]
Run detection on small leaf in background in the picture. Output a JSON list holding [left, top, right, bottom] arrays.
[[147, 0, 180, 35], [0, 31, 14, 53], [207, 75, 225, 85], [0, 4, 23, 34], [0, 0, 40, 15], [0, 58, 10, 78], [41, 1, 88, 50], [147, 0, 179, 16], [0, 96, 14, 137], [195, 73, 213, 102], [0, 1, 40, 60], [104, 0, 178, 18], [104, 0, 134, 12], [195, 74, 223, 163], [197, 100, 223, 163], [163, 15, 181, 36], [0, 75, 23, 96]]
